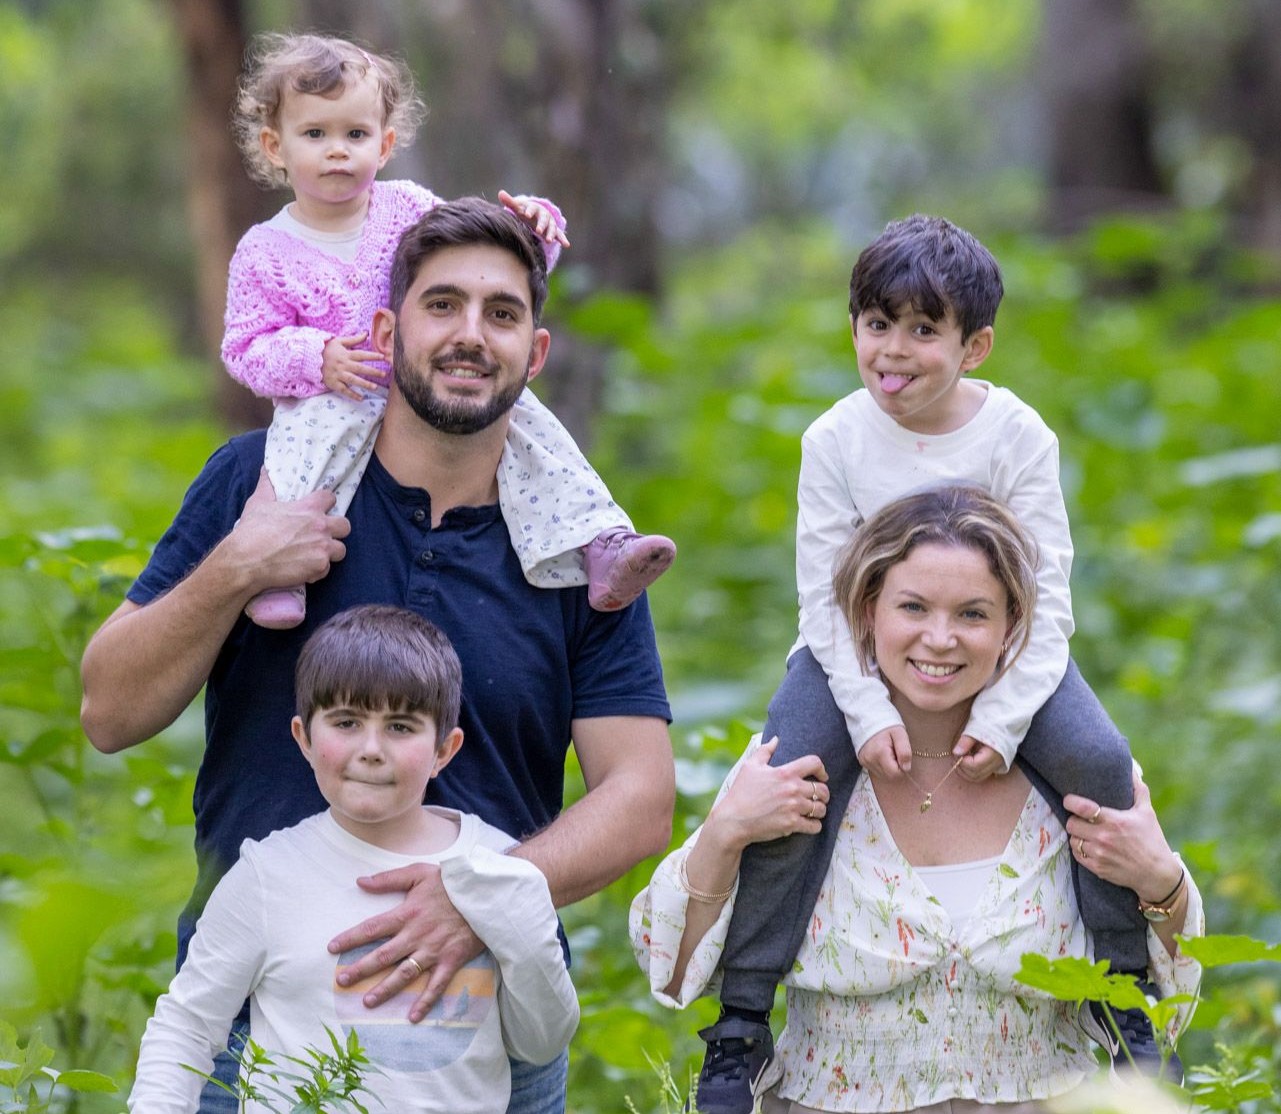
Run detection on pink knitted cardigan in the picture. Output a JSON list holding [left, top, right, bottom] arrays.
[[221, 180, 564, 399]]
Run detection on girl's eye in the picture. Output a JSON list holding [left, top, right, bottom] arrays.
[[348, 129, 368, 140], [304, 129, 324, 139]]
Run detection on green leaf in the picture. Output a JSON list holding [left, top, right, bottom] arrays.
[[48, 1068, 118, 1094], [1177, 933, 1281, 967]]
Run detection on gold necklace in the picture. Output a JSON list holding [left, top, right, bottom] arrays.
[[911, 746, 955, 759], [902, 754, 965, 814]]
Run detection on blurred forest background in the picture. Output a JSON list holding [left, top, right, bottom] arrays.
[[2, 0, 1281, 1109]]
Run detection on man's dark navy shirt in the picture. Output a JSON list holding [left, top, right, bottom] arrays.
[[129, 431, 671, 959]]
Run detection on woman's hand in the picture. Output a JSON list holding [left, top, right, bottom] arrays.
[[1064, 768, 1181, 903], [703, 737, 830, 853]]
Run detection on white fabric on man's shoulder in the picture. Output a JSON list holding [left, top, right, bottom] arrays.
[[794, 383, 1074, 764], [130, 808, 576, 1114]]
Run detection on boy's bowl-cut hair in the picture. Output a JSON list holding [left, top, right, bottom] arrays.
[[849, 214, 1004, 340], [295, 605, 463, 740]]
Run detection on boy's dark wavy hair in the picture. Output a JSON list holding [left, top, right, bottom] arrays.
[[849, 214, 1004, 339]]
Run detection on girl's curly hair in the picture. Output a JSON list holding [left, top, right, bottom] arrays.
[[233, 32, 425, 189]]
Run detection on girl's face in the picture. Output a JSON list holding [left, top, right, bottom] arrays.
[[260, 74, 394, 226], [869, 541, 1010, 715]]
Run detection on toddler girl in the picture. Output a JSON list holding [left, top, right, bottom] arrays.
[[224, 32, 674, 627]]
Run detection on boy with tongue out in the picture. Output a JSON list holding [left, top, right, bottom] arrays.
[[689, 215, 1168, 1113]]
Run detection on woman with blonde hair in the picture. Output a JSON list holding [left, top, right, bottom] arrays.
[[633, 485, 1200, 1113]]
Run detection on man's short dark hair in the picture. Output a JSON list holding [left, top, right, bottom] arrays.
[[390, 196, 549, 324], [294, 605, 463, 739], [848, 214, 1003, 339]]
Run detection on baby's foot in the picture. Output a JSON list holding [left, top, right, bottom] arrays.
[[245, 585, 306, 629], [582, 527, 676, 611]]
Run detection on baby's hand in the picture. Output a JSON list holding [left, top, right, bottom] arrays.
[[860, 725, 911, 779], [954, 735, 1005, 782], [322, 333, 390, 401], [498, 189, 571, 249]]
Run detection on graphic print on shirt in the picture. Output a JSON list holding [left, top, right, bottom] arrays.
[[334, 940, 496, 1071]]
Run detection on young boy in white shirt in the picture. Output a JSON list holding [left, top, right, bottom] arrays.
[[690, 215, 1168, 1113], [130, 605, 578, 1114]]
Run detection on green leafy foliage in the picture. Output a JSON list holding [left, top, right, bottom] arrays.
[[186, 1026, 381, 1114]]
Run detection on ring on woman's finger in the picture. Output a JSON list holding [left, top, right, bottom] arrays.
[[805, 803, 815, 820], [404, 956, 424, 979], [1075, 837, 1087, 858], [1088, 804, 1103, 824], [811, 783, 820, 802]]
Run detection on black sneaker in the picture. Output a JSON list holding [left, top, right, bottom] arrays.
[[690, 1017, 774, 1114], [1090, 991, 1183, 1083]]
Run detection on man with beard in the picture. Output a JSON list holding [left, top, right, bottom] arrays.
[[80, 198, 674, 1114]]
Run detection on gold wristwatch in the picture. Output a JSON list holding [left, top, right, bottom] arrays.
[[1138, 868, 1185, 923]]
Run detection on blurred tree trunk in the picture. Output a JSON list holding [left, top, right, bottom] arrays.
[[1040, 0, 1165, 231], [1220, 0, 1281, 251], [171, 0, 273, 429]]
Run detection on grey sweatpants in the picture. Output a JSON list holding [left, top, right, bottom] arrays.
[[718, 648, 1145, 1012]]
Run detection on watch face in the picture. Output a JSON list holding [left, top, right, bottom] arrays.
[[1141, 906, 1171, 923]]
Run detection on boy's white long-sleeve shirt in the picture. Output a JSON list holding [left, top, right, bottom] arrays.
[[794, 383, 1074, 766], [129, 809, 578, 1114]]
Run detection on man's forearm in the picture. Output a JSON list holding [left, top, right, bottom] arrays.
[[511, 716, 674, 907], [80, 542, 258, 753]]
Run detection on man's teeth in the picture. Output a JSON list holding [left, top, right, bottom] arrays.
[[913, 661, 960, 677], [446, 368, 485, 378]]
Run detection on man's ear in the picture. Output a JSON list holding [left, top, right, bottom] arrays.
[[371, 307, 397, 360], [525, 328, 551, 384], [960, 325, 994, 372], [431, 727, 465, 776], [290, 715, 313, 763]]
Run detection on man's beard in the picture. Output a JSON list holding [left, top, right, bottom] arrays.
[[393, 332, 529, 435]]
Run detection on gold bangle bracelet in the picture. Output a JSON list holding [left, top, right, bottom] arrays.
[[678, 856, 735, 904]]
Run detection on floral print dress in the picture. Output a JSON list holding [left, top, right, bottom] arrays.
[[631, 739, 1202, 1112]]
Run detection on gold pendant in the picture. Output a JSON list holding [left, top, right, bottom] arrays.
[[920, 794, 933, 814]]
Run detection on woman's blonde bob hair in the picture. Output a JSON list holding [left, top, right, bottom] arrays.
[[832, 485, 1040, 678]]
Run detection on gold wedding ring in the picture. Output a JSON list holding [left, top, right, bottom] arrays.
[[404, 956, 424, 979]]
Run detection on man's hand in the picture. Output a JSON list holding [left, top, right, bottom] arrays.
[[234, 470, 349, 592], [953, 734, 1005, 782], [320, 333, 389, 400], [329, 863, 483, 1023], [498, 189, 571, 249], [859, 725, 911, 778]]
